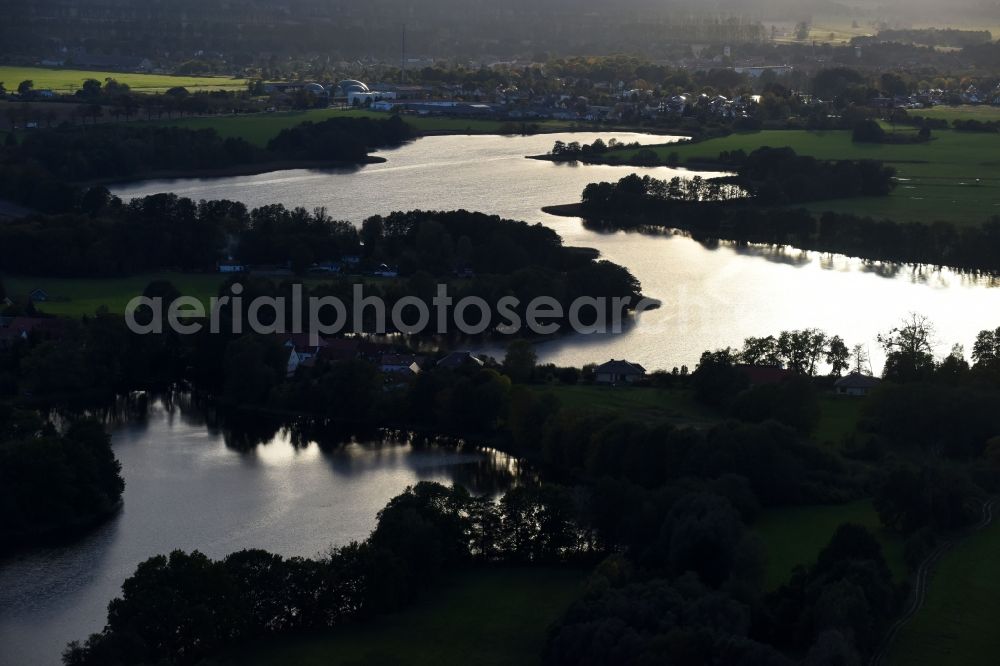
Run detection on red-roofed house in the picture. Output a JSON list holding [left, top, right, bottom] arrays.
[[736, 364, 795, 386]]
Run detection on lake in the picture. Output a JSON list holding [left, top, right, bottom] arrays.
[[0, 395, 521, 666], [6, 129, 1000, 665], [110, 131, 1000, 371]]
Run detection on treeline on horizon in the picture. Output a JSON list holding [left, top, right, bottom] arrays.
[[0, 115, 415, 211], [579, 149, 1000, 273]]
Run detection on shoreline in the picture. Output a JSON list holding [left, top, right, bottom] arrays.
[[86, 155, 387, 187], [541, 202, 587, 218], [527, 152, 724, 172]]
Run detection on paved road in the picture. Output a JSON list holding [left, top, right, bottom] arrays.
[[870, 497, 997, 666]]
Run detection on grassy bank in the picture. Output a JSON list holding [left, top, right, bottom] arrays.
[[606, 129, 1000, 225], [3, 273, 225, 317], [148, 109, 585, 146], [0, 66, 247, 93], [888, 516, 1000, 666], [916, 105, 1000, 123], [230, 567, 585, 666], [755, 499, 906, 590], [529, 384, 721, 428]]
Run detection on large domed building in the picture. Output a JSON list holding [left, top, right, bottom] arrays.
[[336, 80, 370, 97]]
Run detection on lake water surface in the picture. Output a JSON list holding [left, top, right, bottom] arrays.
[[111, 132, 1000, 370], [0, 395, 520, 666], [5, 130, 1000, 665]]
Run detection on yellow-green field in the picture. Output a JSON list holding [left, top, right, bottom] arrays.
[[768, 17, 874, 45], [615, 129, 1000, 225], [755, 499, 906, 590], [0, 66, 247, 93], [889, 516, 1000, 666]]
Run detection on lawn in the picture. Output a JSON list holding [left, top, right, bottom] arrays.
[[755, 499, 906, 590], [3, 273, 226, 317], [0, 66, 247, 93], [529, 384, 721, 427], [147, 109, 582, 146], [888, 516, 1000, 666], [814, 394, 866, 448], [230, 567, 586, 666], [916, 105, 1000, 123], [618, 129, 1000, 225]]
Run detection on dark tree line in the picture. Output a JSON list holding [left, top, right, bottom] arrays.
[[0, 408, 124, 550], [0, 197, 643, 304], [546, 521, 898, 666], [579, 168, 1000, 273], [0, 116, 415, 212], [63, 481, 593, 666], [583, 147, 895, 209]]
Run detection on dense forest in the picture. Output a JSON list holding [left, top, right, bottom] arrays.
[[0, 408, 124, 550], [0, 116, 415, 211], [0, 194, 625, 281]]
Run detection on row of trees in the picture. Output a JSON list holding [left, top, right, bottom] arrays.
[[0, 116, 415, 211], [1, 192, 642, 289], [579, 172, 1000, 273], [63, 481, 593, 665]]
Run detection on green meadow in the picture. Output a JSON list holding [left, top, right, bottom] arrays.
[[916, 105, 1000, 123], [150, 109, 580, 146], [3, 273, 225, 318], [0, 66, 247, 93], [231, 567, 585, 666], [889, 517, 1000, 666], [529, 384, 721, 427], [613, 129, 1000, 225]]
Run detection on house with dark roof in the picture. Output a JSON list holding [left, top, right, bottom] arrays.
[[380, 354, 425, 376], [594, 359, 646, 384], [437, 351, 485, 370], [834, 373, 881, 397]]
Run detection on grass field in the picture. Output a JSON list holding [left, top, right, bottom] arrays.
[[814, 395, 866, 448], [147, 109, 581, 146], [888, 517, 1000, 666], [916, 105, 1000, 122], [3, 273, 226, 317], [230, 567, 585, 666], [755, 499, 906, 590], [0, 66, 247, 93], [529, 384, 721, 427], [618, 129, 1000, 225]]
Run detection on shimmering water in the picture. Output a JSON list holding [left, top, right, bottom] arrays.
[[0, 396, 520, 666]]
